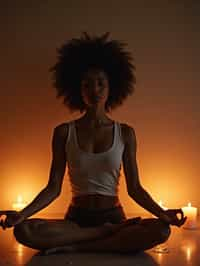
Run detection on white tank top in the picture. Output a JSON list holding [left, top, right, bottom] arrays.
[[65, 120, 125, 197]]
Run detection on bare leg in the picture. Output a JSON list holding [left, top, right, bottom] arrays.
[[71, 218, 171, 254], [13, 218, 132, 250], [45, 218, 171, 254]]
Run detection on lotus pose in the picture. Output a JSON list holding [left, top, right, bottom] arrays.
[[0, 32, 187, 255]]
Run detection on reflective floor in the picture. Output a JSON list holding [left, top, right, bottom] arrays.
[[0, 213, 199, 266]]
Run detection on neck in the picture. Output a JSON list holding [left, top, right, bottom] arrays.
[[82, 106, 109, 126]]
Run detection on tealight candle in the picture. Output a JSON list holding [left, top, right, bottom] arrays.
[[182, 202, 198, 229], [12, 195, 27, 211]]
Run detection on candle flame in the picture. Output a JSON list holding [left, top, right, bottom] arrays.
[[188, 202, 192, 207], [12, 194, 26, 211], [17, 195, 23, 203]]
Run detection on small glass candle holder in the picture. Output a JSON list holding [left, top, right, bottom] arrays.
[[153, 242, 170, 253]]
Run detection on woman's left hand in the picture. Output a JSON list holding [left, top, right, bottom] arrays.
[[159, 208, 187, 227]]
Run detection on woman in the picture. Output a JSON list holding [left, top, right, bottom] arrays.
[[0, 32, 187, 255]]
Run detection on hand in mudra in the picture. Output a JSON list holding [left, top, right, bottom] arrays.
[[159, 208, 187, 227], [0, 210, 25, 230]]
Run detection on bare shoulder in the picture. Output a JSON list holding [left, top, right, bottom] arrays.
[[119, 122, 136, 146], [54, 122, 70, 141]]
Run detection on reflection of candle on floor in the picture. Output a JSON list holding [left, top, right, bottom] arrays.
[[182, 202, 198, 229], [12, 195, 26, 211]]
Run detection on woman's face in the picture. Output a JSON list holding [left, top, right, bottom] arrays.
[[80, 68, 109, 108]]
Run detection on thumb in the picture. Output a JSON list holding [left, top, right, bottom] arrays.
[[4, 216, 18, 228], [1, 220, 11, 230], [0, 220, 6, 230]]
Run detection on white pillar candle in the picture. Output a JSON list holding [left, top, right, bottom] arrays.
[[12, 195, 26, 211], [182, 202, 198, 229]]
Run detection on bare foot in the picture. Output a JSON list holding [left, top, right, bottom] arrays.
[[43, 245, 76, 255], [42, 217, 142, 255], [103, 216, 142, 235]]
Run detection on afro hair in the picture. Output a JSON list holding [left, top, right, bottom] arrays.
[[49, 32, 136, 113]]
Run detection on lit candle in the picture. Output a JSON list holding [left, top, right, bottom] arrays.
[[182, 202, 198, 229], [12, 195, 27, 211]]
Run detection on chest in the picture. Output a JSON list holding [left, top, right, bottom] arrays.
[[75, 124, 116, 154]]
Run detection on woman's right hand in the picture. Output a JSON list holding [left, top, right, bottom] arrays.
[[0, 210, 26, 230]]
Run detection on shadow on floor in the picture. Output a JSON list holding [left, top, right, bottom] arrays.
[[25, 250, 159, 266]]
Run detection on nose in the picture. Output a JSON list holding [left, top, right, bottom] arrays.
[[87, 83, 104, 95]]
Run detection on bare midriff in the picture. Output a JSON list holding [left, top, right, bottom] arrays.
[[71, 194, 121, 209]]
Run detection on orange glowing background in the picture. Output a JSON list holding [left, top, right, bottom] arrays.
[[0, 2, 199, 217]]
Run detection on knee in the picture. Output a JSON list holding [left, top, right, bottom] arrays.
[[139, 217, 171, 245], [13, 220, 30, 243], [157, 220, 171, 242]]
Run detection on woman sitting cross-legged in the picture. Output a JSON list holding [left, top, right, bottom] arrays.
[[0, 32, 187, 255]]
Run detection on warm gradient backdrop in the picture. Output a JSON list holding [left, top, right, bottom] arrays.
[[0, 1, 199, 217]]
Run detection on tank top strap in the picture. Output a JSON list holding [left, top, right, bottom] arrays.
[[116, 122, 122, 143], [67, 120, 122, 150], [66, 121, 73, 145]]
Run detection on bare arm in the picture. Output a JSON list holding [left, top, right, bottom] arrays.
[[19, 124, 68, 219], [122, 124, 165, 218]]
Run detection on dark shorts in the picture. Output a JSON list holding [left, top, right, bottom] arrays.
[[64, 204, 127, 228]]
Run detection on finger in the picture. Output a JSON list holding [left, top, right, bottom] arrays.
[[1, 221, 6, 230], [0, 212, 6, 218], [179, 214, 187, 224], [178, 209, 184, 220], [175, 216, 185, 226], [0, 220, 5, 227], [177, 217, 187, 227], [0, 220, 3, 228], [182, 217, 187, 225], [4, 219, 12, 228], [173, 209, 184, 220], [170, 215, 182, 227]]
